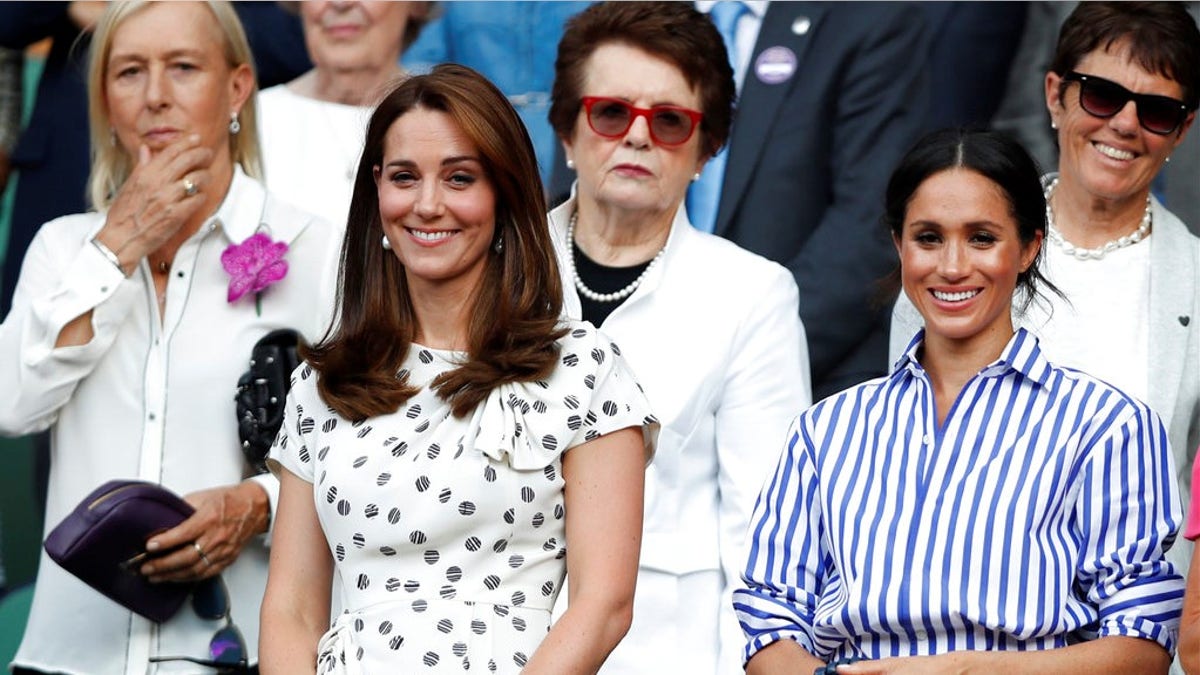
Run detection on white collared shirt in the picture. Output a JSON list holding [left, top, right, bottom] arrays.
[[0, 168, 340, 674]]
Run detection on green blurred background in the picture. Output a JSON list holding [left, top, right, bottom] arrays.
[[0, 53, 47, 650]]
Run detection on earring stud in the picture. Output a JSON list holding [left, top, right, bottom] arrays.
[[382, 234, 392, 250]]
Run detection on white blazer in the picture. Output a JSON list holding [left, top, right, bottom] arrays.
[[549, 196, 812, 673]]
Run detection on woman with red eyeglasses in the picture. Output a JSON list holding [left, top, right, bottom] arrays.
[[891, 1, 1200, 612], [545, 3, 812, 673]]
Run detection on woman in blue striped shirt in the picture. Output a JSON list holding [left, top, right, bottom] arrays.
[[735, 129, 1184, 674]]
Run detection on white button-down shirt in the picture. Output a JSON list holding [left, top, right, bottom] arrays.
[[0, 169, 340, 674]]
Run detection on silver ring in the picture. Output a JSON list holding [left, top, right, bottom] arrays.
[[193, 542, 211, 565], [182, 177, 197, 197]]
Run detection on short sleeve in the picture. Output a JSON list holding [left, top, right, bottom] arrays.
[[561, 327, 659, 460], [266, 362, 318, 483], [470, 323, 659, 470]]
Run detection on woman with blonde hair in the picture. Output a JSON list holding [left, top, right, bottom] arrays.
[[0, 2, 340, 673]]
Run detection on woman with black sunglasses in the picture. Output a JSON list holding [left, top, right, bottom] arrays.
[[892, 0, 1200, 602], [545, 4, 812, 673]]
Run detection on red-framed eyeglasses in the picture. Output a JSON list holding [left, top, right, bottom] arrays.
[[581, 96, 704, 147]]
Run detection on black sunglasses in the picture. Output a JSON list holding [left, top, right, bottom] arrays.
[[149, 576, 250, 674], [1063, 71, 1192, 135]]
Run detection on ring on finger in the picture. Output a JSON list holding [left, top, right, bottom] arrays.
[[182, 177, 198, 198], [193, 541, 211, 566]]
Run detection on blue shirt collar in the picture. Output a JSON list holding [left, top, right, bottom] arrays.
[[893, 327, 1052, 388]]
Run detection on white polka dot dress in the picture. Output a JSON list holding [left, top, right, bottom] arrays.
[[271, 322, 658, 673]]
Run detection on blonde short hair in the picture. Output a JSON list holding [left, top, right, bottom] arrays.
[[86, 0, 262, 210]]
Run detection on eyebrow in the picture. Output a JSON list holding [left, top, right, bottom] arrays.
[[594, 95, 694, 109], [108, 47, 209, 64], [906, 219, 1005, 230], [382, 155, 482, 169]]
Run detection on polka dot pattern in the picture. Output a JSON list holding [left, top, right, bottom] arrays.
[[272, 322, 657, 672]]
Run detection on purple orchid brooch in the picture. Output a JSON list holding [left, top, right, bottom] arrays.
[[221, 231, 288, 316]]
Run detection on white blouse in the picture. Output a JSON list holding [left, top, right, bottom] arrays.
[[0, 169, 340, 675], [258, 84, 371, 230]]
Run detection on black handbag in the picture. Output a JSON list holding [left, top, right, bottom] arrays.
[[235, 328, 304, 473]]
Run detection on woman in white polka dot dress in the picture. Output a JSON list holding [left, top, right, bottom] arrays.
[[259, 64, 659, 674]]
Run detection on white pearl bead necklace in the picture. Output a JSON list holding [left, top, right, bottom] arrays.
[[1044, 178, 1151, 261], [566, 210, 667, 303]]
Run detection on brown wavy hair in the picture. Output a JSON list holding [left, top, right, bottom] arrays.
[[305, 64, 566, 422]]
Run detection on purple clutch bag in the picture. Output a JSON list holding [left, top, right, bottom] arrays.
[[44, 479, 196, 623]]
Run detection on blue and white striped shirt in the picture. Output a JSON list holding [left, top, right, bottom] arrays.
[[734, 329, 1183, 664]]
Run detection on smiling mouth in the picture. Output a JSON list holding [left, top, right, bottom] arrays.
[[407, 228, 456, 242], [1094, 142, 1135, 161], [931, 289, 980, 302]]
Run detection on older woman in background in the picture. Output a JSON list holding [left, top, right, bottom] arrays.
[[892, 1, 1200, 579], [258, 0, 430, 227], [0, 2, 339, 673], [547, 4, 811, 673]]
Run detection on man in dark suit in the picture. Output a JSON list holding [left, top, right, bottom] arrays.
[[705, 2, 930, 400]]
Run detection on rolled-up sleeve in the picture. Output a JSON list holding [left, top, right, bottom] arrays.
[[733, 416, 829, 663], [1075, 403, 1184, 654], [0, 217, 139, 435]]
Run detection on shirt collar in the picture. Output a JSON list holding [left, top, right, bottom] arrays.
[[207, 167, 310, 247], [207, 166, 266, 244], [892, 327, 1052, 387], [695, 0, 767, 20]]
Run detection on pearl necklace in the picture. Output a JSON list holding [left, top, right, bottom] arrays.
[[566, 210, 667, 303], [1044, 178, 1151, 261]]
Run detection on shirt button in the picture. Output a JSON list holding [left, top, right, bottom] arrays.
[[100, 286, 108, 293], [148, 413, 157, 421], [923, 434, 932, 445]]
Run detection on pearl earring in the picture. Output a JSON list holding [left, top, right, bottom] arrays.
[[566, 159, 575, 170], [1050, 120, 1058, 130], [382, 234, 392, 250], [692, 172, 701, 181]]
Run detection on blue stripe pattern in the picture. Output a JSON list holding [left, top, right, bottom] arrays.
[[734, 329, 1183, 664]]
